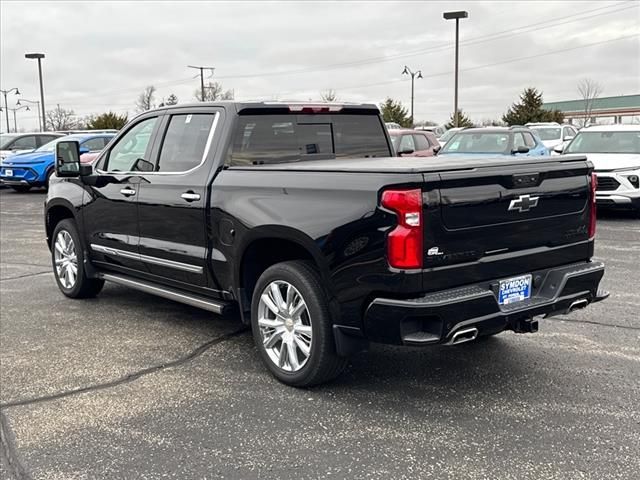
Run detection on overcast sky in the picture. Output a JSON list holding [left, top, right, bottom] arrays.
[[1, 0, 639, 131]]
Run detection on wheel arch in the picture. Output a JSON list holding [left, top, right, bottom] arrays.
[[45, 200, 79, 250]]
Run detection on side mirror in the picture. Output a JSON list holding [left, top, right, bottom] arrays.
[[553, 145, 564, 154], [433, 145, 442, 154], [398, 149, 415, 156], [512, 146, 530, 154], [79, 146, 90, 154], [55, 140, 81, 177], [563, 135, 574, 142]]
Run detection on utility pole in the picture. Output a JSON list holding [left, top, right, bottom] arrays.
[[187, 65, 215, 101], [402, 66, 423, 127], [0, 87, 20, 133], [443, 11, 468, 127]]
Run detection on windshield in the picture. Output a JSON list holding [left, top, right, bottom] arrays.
[[0, 134, 20, 149], [441, 132, 510, 154], [439, 129, 459, 143], [36, 135, 84, 152], [565, 131, 640, 154], [530, 127, 561, 141]]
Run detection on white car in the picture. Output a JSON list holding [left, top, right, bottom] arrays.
[[0, 132, 65, 160], [526, 122, 578, 153], [560, 125, 640, 215]]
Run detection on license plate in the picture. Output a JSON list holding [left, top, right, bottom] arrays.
[[4, 169, 12, 177], [498, 274, 532, 305]]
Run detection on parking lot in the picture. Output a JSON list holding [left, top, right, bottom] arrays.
[[0, 187, 638, 480]]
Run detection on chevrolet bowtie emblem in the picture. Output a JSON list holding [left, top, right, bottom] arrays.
[[508, 194, 539, 213]]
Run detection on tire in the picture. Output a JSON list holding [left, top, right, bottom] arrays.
[[11, 185, 31, 193], [250, 260, 348, 387], [51, 219, 105, 298]]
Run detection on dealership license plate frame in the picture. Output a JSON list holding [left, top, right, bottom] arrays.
[[4, 169, 13, 177], [498, 274, 532, 305]]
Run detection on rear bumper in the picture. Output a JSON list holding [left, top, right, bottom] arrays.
[[361, 261, 606, 346]]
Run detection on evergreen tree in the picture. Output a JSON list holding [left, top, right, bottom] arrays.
[[445, 109, 474, 129], [85, 111, 128, 130], [502, 87, 564, 125], [379, 98, 411, 128]]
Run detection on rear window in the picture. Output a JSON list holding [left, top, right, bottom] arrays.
[[229, 114, 390, 165], [565, 131, 640, 154], [441, 132, 510, 154]]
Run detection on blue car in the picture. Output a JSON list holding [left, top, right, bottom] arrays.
[[438, 127, 549, 157], [0, 133, 114, 192]]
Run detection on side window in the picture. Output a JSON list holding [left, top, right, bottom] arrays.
[[37, 135, 59, 147], [156, 113, 216, 172], [513, 133, 527, 149], [11, 136, 37, 149], [399, 134, 416, 152], [523, 132, 536, 148], [105, 117, 157, 172], [566, 127, 577, 138], [413, 134, 431, 151]]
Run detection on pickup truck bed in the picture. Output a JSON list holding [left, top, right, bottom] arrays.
[[45, 101, 607, 386]]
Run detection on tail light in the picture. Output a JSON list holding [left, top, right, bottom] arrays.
[[381, 188, 423, 269], [589, 172, 597, 238]]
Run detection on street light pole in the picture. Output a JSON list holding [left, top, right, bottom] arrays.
[[187, 65, 215, 101], [0, 87, 20, 133], [443, 10, 468, 127], [402, 66, 423, 127], [11, 106, 30, 133], [25, 53, 46, 131], [16, 98, 42, 131]]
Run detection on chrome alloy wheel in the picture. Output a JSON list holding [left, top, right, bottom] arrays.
[[54, 230, 78, 289], [257, 280, 313, 372]]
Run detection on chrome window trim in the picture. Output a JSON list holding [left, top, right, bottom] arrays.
[[91, 244, 203, 274], [95, 112, 219, 176]]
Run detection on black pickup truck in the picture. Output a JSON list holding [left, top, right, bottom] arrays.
[[46, 102, 607, 386]]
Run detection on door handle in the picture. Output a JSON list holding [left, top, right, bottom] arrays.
[[181, 192, 201, 202], [120, 188, 136, 197]]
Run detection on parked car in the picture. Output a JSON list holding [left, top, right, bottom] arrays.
[[526, 122, 578, 153], [437, 127, 463, 147], [438, 127, 549, 157], [0, 132, 64, 160], [0, 133, 114, 191], [415, 125, 446, 137], [389, 129, 440, 157], [557, 125, 640, 215], [45, 101, 605, 387]]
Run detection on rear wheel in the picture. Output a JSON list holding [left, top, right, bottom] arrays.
[[11, 185, 31, 193], [251, 261, 347, 387], [52, 219, 104, 298]]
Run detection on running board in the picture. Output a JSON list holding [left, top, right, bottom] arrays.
[[100, 273, 234, 315]]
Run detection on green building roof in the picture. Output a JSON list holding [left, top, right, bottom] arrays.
[[543, 94, 640, 113]]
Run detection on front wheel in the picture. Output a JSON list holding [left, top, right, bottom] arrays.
[[251, 261, 347, 387], [51, 219, 104, 298]]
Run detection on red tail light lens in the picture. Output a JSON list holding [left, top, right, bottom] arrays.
[[589, 172, 597, 238], [381, 189, 423, 269]]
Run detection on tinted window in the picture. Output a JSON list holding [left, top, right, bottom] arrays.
[[157, 114, 216, 172], [523, 132, 536, 148], [105, 117, 157, 172], [0, 134, 19, 149], [36, 135, 61, 147], [82, 137, 108, 151], [230, 114, 390, 166], [413, 134, 431, 150], [11, 136, 37, 149]]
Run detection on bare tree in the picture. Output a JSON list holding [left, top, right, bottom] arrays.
[[577, 79, 603, 127], [46, 104, 79, 130], [320, 89, 338, 102], [136, 85, 156, 112], [194, 82, 234, 102]]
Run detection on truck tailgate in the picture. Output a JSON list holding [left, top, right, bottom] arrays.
[[422, 158, 594, 291]]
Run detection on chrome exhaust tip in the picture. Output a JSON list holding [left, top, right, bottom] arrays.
[[568, 298, 588, 313], [446, 327, 479, 346]]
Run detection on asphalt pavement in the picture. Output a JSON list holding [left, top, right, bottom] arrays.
[[1, 188, 639, 480]]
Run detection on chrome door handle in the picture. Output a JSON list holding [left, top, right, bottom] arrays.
[[120, 188, 136, 197], [181, 192, 201, 202]]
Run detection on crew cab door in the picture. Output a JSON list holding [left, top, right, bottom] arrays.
[[136, 108, 223, 291], [83, 114, 161, 273]]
